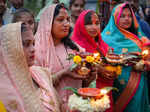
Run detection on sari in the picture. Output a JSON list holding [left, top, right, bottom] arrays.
[[0, 22, 43, 112], [35, 4, 82, 110], [71, 10, 114, 112], [102, 3, 150, 112], [0, 22, 61, 112], [30, 66, 61, 112], [71, 10, 109, 54]]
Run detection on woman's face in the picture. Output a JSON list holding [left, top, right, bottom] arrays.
[[70, 0, 84, 17], [118, 8, 132, 29], [17, 13, 35, 33], [22, 29, 35, 66], [85, 13, 100, 38], [52, 8, 70, 40]]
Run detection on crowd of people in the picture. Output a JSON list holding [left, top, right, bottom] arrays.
[[0, 0, 150, 112]]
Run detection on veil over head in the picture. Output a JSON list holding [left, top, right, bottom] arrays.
[[0, 22, 43, 112], [71, 10, 109, 55]]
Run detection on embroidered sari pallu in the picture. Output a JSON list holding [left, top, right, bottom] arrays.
[[102, 3, 150, 112]]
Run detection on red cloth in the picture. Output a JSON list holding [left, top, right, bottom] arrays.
[[71, 10, 113, 112], [71, 10, 109, 55], [143, 42, 150, 47]]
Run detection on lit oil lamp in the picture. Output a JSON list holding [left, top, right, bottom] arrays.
[[142, 49, 149, 58], [100, 89, 108, 95], [93, 52, 100, 58], [90, 89, 110, 111], [77, 66, 90, 75]]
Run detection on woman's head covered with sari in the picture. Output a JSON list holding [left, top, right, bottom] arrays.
[[102, 2, 149, 54], [35, 3, 79, 71], [102, 3, 150, 112], [35, 4, 56, 68], [71, 10, 109, 55], [0, 22, 43, 112]]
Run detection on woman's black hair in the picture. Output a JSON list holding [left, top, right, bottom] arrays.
[[84, 11, 99, 42], [69, 0, 86, 7], [21, 23, 28, 33], [12, 8, 34, 22], [84, 11, 94, 25], [53, 3, 67, 18], [53, 3, 79, 51], [123, 4, 138, 35], [12, 8, 37, 34]]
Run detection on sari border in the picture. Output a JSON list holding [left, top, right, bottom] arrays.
[[114, 3, 142, 49], [114, 71, 141, 112], [122, 72, 141, 111]]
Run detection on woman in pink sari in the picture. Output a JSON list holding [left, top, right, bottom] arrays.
[[0, 22, 44, 112], [35, 3, 89, 111], [71, 10, 116, 112], [0, 22, 63, 112]]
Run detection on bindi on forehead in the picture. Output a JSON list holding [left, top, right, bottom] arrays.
[[121, 8, 132, 17], [123, 8, 131, 14], [57, 8, 68, 17]]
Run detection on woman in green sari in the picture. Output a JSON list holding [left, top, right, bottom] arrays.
[[102, 2, 150, 112]]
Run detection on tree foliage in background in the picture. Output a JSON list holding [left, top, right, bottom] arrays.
[[22, 0, 149, 17], [24, 0, 44, 16]]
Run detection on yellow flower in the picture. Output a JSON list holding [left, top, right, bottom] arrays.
[[86, 56, 95, 63], [105, 65, 116, 72], [116, 66, 122, 75], [0, 101, 7, 112], [73, 55, 82, 64], [105, 65, 122, 76]]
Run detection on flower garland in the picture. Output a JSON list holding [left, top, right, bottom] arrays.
[[68, 94, 110, 112]]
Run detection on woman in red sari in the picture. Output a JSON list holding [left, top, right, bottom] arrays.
[[72, 10, 115, 112]]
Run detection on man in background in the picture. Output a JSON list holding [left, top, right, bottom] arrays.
[[3, 0, 24, 24], [0, 0, 7, 26]]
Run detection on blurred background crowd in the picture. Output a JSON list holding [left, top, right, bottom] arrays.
[[1, 0, 149, 32]]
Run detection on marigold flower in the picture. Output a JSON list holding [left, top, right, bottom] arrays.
[[73, 55, 82, 64], [105, 65, 122, 76], [116, 66, 122, 75], [86, 56, 95, 63], [105, 65, 116, 72]]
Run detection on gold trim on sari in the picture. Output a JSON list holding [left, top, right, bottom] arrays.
[[0, 22, 44, 112]]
